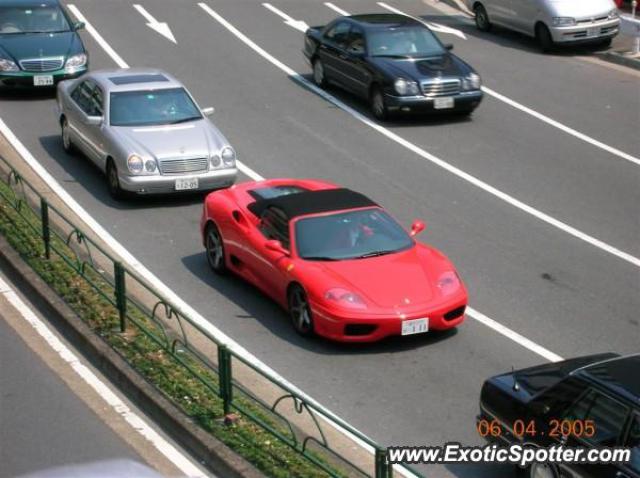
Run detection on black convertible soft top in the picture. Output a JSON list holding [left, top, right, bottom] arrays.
[[247, 188, 378, 219]]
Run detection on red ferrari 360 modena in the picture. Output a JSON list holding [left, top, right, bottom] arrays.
[[200, 178, 467, 342]]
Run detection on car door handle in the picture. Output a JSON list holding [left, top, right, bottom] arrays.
[[338, 53, 348, 59], [319, 44, 328, 50]]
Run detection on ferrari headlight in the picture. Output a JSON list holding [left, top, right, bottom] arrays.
[[552, 17, 575, 26], [127, 154, 144, 174], [394, 78, 420, 96], [437, 271, 461, 296], [325, 288, 367, 310], [220, 146, 236, 166], [65, 53, 87, 69], [0, 58, 19, 72], [144, 159, 157, 172], [462, 73, 481, 91]]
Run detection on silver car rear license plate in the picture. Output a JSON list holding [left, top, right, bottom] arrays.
[[175, 177, 199, 190], [434, 97, 454, 109], [33, 75, 54, 86]]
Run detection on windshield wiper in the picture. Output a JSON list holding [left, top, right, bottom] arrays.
[[355, 250, 396, 259], [302, 256, 339, 261], [168, 116, 201, 124], [371, 54, 413, 59]]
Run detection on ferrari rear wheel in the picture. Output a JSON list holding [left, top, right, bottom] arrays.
[[288, 285, 314, 337], [205, 222, 227, 275]]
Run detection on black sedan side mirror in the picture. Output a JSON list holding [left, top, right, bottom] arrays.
[[444, 43, 454, 51], [73, 21, 85, 31]]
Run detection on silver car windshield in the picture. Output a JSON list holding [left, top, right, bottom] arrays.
[[295, 208, 414, 261], [369, 26, 444, 58], [109, 87, 202, 127], [0, 6, 71, 34]]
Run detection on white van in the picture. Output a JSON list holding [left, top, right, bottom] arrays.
[[465, 0, 620, 51]]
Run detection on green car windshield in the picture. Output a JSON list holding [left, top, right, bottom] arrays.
[[0, 6, 71, 34], [110, 88, 203, 127]]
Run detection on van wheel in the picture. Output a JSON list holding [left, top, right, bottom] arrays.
[[536, 24, 554, 52], [474, 4, 492, 32]]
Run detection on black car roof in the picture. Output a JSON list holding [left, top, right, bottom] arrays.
[[347, 14, 423, 29], [577, 354, 640, 405], [247, 188, 378, 219]]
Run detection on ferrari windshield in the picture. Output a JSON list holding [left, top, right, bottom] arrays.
[[295, 208, 414, 261], [110, 88, 202, 127], [0, 5, 71, 34], [368, 26, 444, 58]]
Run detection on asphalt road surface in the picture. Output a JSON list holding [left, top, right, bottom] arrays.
[[1, 1, 638, 476]]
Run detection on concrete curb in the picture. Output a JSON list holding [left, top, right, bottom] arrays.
[[0, 235, 264, 478], [594, 50, 640, 70]]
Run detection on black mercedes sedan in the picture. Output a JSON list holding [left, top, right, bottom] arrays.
[[303, 14, 483, 120], [478, 353, 639, 478]]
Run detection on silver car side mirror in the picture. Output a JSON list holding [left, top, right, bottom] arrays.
[[202, 107, 215, 117], [85, 116, 103, 126]]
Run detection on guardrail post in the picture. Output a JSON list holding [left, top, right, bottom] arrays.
[[40, 198, 51, 260], [218, 345, 233, 416], [375, 448, 392, 478], [114, 262, 126, 332]]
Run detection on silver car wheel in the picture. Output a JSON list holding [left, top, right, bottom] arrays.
[[289, 287, 313, 336], [205, 224, 227, 274], [62, 119, 73, 153], [313, 59, 326, 87]]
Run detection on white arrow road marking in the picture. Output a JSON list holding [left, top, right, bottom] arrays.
[[324, 2, 350, 16], [133, 4, 177, 43], [377, 2, 640, 167], [262, 3, 309, 32], [378, 2, 467, 39]]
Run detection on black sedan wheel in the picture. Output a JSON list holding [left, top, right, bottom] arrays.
[[61, 118, 76, 154], [288, 285, 314, 337], [106, 159, 125, 200], [205, 222, 227, 275], [536, 24, 554, 52], [474, 4, 492, 32], [370, 87, 389, 121], [312, 58, 327, 88]]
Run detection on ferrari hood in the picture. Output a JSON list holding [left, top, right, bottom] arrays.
[[112, 119, 226, 160], [318, 247, 439, 309], [0, 31, 78, 62]]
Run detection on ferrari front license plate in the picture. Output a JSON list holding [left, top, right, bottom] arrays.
[[175, 177, 199, 190], [401, 318, 429, 336], [434, 97, 454, 109], [33, 75, 54, 87]]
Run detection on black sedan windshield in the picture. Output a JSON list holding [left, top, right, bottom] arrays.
[[110, 88, 202, 127], [368, 26, 444, 58], [295, 208, 414, 261], [0, 5, 71, 34]]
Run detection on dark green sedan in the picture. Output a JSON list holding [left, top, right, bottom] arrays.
[[0, 0, 88, 88]]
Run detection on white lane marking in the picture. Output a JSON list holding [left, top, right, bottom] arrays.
[[379, 2, 640, 167], [324, 2, 350, 16], [466, 308, 562, 362], [197, 2, 569, 361], [378, 1, 467, 39], [0, 276, 208, 477], [7, 3, 384, 459], [203, 3, 640, 269], [133, 4, 177, 44], [67, 5, 129, 69], [262, 3, 310, 32]]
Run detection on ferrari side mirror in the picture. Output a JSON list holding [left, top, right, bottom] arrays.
[[265, 239, 289, 256], [410, 219, 426, 237]]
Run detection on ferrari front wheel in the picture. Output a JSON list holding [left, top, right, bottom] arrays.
[[288, 285, 314, 337], [205, 222, 227, 275]]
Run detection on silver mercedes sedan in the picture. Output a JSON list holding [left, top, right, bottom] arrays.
[[56, 68, 237, 198]]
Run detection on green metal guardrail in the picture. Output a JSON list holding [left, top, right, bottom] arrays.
[[0, 154, 424, 478]]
